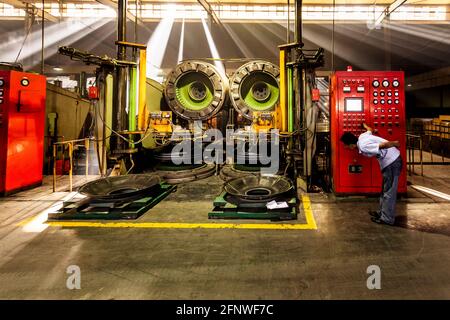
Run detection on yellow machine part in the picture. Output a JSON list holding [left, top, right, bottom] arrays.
[[150, 111, 173, 134], [251, 111, 276, 133]]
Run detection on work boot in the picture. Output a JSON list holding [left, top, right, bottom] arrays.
[[368, 210, 381, 219]]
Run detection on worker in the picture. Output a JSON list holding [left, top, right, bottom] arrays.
[[340, 123, 402, 226]]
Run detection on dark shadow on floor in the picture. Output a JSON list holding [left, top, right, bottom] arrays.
[[393, 215, 450, 237]]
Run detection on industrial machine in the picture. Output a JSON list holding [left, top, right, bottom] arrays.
[[53, 0, 325, 221], [330, 68, 407, 194], [0, 70, 46, 195]]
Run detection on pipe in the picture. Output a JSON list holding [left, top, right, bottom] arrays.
[[287, 0, 290, 43], [117, 0, 127, 60], [279, 48, 287, 132], [295, 0, 303, 45], [138, 49, 147, 130], [288, 67, 294, 132], [41, 0, 44, 74], [111, 0, 129, 152], [129, 66, 137, 131]]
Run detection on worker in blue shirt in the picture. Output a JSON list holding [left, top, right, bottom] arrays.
[[340, 123, 402, 226]]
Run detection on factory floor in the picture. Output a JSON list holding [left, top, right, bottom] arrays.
[[0, 152, 449, 299]]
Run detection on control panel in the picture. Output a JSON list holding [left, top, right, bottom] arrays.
[[0, 70, 46, 195], [330, 69, 407, 195]]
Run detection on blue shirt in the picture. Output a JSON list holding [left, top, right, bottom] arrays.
[[357, 131, 400, 169]]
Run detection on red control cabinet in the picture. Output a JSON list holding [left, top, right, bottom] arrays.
[[330, 69, 407, 195], [0, 71, 46, 195]]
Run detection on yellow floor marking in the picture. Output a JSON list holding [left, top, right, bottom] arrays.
[[301, 194, 318, 230], [19, 195, 318, 231]]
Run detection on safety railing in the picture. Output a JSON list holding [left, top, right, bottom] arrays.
[[52, 138, 91, 192], [406, 133, 423, 176]]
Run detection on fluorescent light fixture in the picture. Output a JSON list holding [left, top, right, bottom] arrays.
[[53, 66, 63, 72], [407, 84, 412, 87]]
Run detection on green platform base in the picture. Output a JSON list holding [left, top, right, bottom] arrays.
[[208, 191, 298, 221], [48, 183, 176, 220]]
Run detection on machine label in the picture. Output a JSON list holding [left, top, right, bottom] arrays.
[[348, 165, 363, 173]]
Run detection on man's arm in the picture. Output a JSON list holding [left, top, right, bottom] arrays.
[[362, 123, 373, 132], [379, 141, 400, 149]]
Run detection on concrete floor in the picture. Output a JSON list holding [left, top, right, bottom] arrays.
[[0, 154, 449, 299]]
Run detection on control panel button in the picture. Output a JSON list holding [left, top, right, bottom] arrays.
[[372, 80, 380, 88], [387, 92, 392, 97], [357, 86, 365, 92], [394, 99, 399, 104], [394, 92, 399, 97], [380, 91, 385, 97], [387, 99, 392, 104], [0, 79, 4, 87], [380, 99, 385, 104], [373, 99, 378, 105], [392, 80, 400, 87], [343, 86, 351, 93], [373, 92, 378, 97], [0, 91, 3, 97], [382, 80, 389, 87]]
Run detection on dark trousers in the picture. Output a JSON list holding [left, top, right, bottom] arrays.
[[379, 156, 403, 225]]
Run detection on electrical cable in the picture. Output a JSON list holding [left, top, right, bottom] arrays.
[[15, 13, 35, 64]]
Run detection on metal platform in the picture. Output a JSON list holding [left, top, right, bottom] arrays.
[[48, 183, 176, 220], [208, 191, 298, 221]]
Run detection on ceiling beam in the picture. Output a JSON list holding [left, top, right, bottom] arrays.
[[374, 0, 408, 26], [95, 0, 147, 29], [1, 0, 59, 22], [197, 0, 221, 25]]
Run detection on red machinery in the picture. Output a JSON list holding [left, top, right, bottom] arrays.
[[330, 68, 407, 195], [0, 71, 46, 195]]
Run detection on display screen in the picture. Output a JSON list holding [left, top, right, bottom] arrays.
[[345, 98, 364, 112]]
